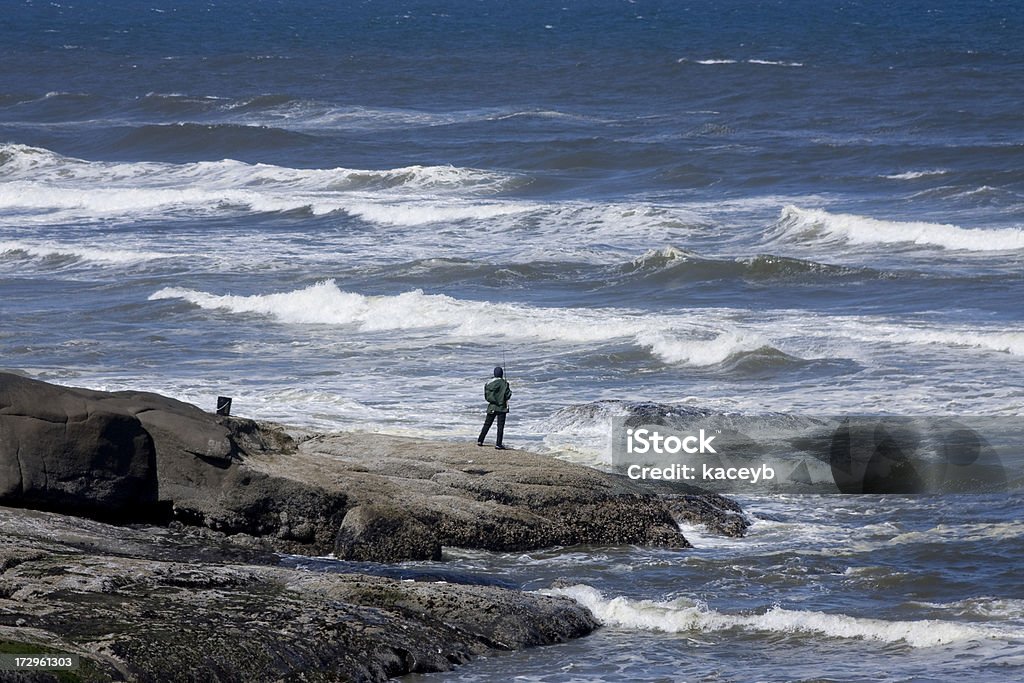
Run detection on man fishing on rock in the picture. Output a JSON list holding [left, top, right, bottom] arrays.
[[477, 366, 512, 449]]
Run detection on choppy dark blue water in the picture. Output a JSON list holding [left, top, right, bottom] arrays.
[[3, 1, 1023, 680]]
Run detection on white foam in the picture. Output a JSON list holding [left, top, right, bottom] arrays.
[[637, 329, 767, 365], [818, 318, 1024, 357], [629, 245, 700, 268], [775, 205, 1024, 251], [0, 182, 252, 217], [957, 185, 1009, 199], [0, 144, 512, 193], [0, 144, 520, 223], [911, 598, 1024, 621], [148, 280, 781, 367], [143, 91, 228, 101], [0, 145, 707, 254], [0, 239, 170, 264], [679, 59, 801, 66], [883, 328, 1024, 356], [338, 199, 536, 226], [489, 109, 599, 122], [545, 584, 1010, 648], [882, 169, 950, 180], [232, 102, 495, 131], [886, 521, 1024, 546], [233, 387, 393, 429], [747, 59, 804, 67]]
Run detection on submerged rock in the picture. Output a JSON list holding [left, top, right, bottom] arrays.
[[662, 493, 751, 538]]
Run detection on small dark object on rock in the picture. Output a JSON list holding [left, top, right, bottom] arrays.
[[217, 396, 233, 416]]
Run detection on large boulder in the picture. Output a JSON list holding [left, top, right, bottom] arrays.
[[335, 504, 442, 562], [0, 375, 160, 517], [0, 373, 347, 553]]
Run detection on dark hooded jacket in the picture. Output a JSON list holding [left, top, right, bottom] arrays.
[[484, 376, 511, 414]]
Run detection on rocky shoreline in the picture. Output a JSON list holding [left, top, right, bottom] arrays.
[[0, 373, 747, 681], [0, 506, 599, 682]]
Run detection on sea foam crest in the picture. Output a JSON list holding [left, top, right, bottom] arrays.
[[545, 584, 1008, 648], [0, 239, 170, 264], [910, 597, 1024, 621], [775, 205, 1024, 251], [0, 145, 701, 236], [148, 280, 778, 367], [680, 58, 803, 67], [884, 328, 1024, 357], [835, 319, 1024, 357], [0, 144, 521, 222], [882, 169, 950, 180], [628, 245, 700, 269], [636, 329, 766, 365], [0, 144, 511, 193], [336, 200, 534, 226]]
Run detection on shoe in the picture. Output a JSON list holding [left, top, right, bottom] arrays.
[[495, 444, 508, 450], [476, 442, 484, 447]]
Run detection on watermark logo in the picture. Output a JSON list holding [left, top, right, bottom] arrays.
[[626, 427, 717, 454], [611, 415, 1017, 494]]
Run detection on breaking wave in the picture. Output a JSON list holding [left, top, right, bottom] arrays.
[[883, 328, 1024, 356], [773, 205, 1024, 251], [147, 280, 791, 367], [882, 169, 950, 180], [623, 245, 881, 282], [0, 145, 698, 235], [834, 320, 1024, 357], [0, 239, 170, 265], [0, 143, 514, 193], [545, 584, 1010, 648], [636, 329, 766, 366], [0, 144, 525, 223], [679, 58, 804, 67]]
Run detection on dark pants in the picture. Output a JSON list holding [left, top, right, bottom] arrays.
[[478, 411, 506, 446]]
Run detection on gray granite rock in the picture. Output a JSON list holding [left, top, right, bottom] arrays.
[[0, 506, 597, 682], [0, 374, 745, 562]]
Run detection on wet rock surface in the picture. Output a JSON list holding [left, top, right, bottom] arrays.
[[0, 506, 597, 682]]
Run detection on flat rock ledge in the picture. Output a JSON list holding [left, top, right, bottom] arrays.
[[0, 506, 597, 682], [0, 373, 746, 562]]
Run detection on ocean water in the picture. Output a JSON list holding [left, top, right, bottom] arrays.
[[3, 1, 1023, 680]]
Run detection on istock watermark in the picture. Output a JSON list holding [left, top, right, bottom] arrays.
[[626, 427, 718, 454], [611, 415, 1021, 494]]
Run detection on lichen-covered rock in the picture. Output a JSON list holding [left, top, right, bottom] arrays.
[[335, 504, 441, 562], [272, 432, 690, 554], [663, 493, 751, 537]]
